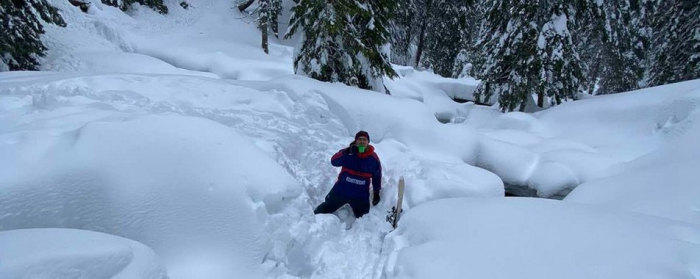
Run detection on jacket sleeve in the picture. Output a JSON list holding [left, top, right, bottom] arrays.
[[330, 149, 345, 167], [372, 157, 382, 193]]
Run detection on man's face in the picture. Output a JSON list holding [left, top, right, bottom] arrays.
[[356, 136, 369, 147]]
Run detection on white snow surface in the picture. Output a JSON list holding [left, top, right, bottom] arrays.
[[381, 198, 700, 279], [1, 0, 700, 278], [565, 91, 700, 225], [0, 228, 167, 279], [466, 79, 700, 198]]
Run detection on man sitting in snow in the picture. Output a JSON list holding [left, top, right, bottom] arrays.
[[314, 131, 382, 218]]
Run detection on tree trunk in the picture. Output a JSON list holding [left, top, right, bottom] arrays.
[[262, 22, 269, 54], [519, 97, 528, 112], [414, 20, 427, 67], [238, 0, 255, 12], [414, 0, 432, 67]]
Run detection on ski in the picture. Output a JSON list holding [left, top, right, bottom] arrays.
[[386, 176, 405, 229]]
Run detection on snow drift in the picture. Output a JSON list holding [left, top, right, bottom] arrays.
[[380, 198, 700, 279], [0, 96, 300, 278], [0, 228, 167, 279]]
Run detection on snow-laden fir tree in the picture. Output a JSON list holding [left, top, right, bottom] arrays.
[[257, 0, 281, 54], [101, 0, 168, 14], [410, 0, 433, 68], [472, 1, 541, 111], [649, 0, 700, 86], [389, 0, 439, 68], [452, 0, 485, 78], [570, 0, 604, 95], [285, 0, 397, 92], [474, 0, 584, 112], [389, 0, 416, 66], [452, 49, 471, 78], [635, 0, 655, 86], [389, 0, 480, 78], [422, 0, 471, 77], [536, 3, 584, 106], [596, 0, 647, 95], [1, 0, 65, 71]]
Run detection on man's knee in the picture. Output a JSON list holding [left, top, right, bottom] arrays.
[[350, 199, 370, 218], [314, 201, 333, 214], [314, 193, 345, 215]]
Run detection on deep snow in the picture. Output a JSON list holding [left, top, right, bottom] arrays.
[[0, 228, 168, 279], [1, 0, 700, 278]]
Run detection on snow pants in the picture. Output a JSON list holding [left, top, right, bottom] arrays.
[[314, 191, 370, 218]]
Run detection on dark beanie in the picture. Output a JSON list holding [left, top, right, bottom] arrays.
[[355, 130, 370, 142]]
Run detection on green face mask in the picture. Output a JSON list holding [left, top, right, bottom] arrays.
[[358, 146, 366, 153]]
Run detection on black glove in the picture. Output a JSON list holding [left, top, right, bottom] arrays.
[[344, 141, 359, 155], [372, 191, 380, 206]]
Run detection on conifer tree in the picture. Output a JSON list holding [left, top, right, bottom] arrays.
[[537, 3, 584, 106], [596, 0, 646, 94], [474, 1, 584, 111], [570, 0, 604, 95], [649, 0, 700, 86], [636, 0, 655, 86], [258, 0, 281, 54], [389, 0, 416, 66], [412, 0, 433, 68], [1, 0, 65, 71], [452, 0, 484, 78], [389, 0, 480, 78], [285, 0, 397, 92], [452, 49, 471, 78], [422, 0, 468, 77], [472, 1, 541, 111]]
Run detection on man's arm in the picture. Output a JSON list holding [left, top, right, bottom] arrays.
[[330, 149, 345, 167], [331, 142, 357, 167], [372, 157, 382, 193]]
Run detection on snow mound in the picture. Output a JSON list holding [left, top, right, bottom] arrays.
[[125, 0, 294, 81], [380, 198, 700, 279], [49, 51, 218, 77], [536, 79, 700, 160], [471, 79, 700, 197], [566, 111, 700, 225], [0, 228, 167, 279], [381, 151, 503, 207], [566, 161, 700, 226], [0, 112, 299, 279], [489, 111, 549, 133], [385, 66, 479, 123]]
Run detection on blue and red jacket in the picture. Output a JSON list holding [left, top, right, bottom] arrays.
[[329, 145, 382, 199]]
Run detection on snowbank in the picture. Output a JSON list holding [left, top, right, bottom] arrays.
[[126, 0, 294, 81], [536, 79, 700, 160], [0, 94, 299, 278], [566, 161, 700, 226], [473, 114, 600, 197], [380, 151, 503, 207], [381, 198, 700, 279], [385, 65, 480, 123], [566, 107, 700, 225], [0, 228, 167, 279], [464, 79, 700, 197]]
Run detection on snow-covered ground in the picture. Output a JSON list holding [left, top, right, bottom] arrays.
[[0, 228, 167, 278], [1, 0, 699, 278]]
